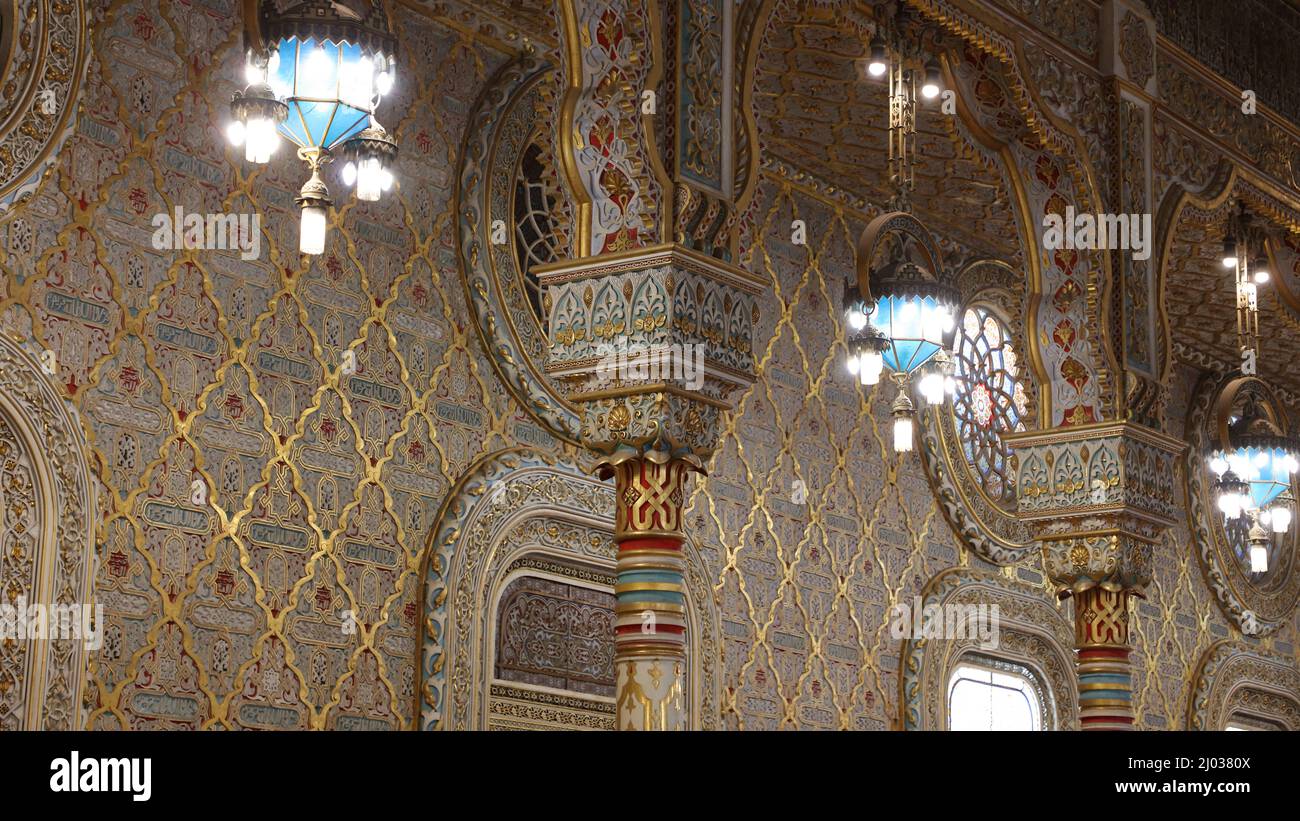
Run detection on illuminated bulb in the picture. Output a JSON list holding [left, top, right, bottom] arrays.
[[847, 354, 860, 375], [893, 415, 913, 452], [1254, 450, 1270, 468], [1209, 455, 1229, 476], [342, 161, 357, 186], [300, 205, 327, 255], [376, 70, 394, 96], [847, 308, 867, 330], [245, 60, 265, 86], [919, 372, 945, 405], [1218, 491, 1243, 519], [356, 157, 383, 202], [304, 45, 334, 96], [1271, 504, 1292, 533], [867, 37, 887, 78], [226, 120, 246, 146], [341, 56, 374, 109], [380, 169, 394, 192], [1254, 269, 1270, 285], [921, 60, 942, 99], [244, 117, 279, 164], [1250, 543, 1269, 573], [861, 350, 883, 386]]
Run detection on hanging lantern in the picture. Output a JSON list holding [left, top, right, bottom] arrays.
[[844, 283, 890, 386], [228, 55, 287, 165], [227, 1, 398, 254], [340, 121, 397, 202], [1209, 389, 1300, 563]]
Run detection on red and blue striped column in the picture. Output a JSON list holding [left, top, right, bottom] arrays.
[[1074, 587, 1135, 730], [605, 457, 693, 731]]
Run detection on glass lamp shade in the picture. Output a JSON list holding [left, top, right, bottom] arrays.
[[893, 415, 913, 452], [1250, 543, 1269, 573], [269, 37, 381, 152], [1219, 446, 1299, 509], [869, 294, 955, 375], [299, 205, 328, 255]]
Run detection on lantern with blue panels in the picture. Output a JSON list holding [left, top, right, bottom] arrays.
[[851, 211, 961, 453], [1209, 390, 1300, 574], [226, 1, 398, 254]]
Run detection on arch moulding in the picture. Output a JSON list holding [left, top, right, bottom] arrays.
[[417, 448, 721, 730]]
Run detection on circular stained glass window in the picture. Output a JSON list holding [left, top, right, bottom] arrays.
[[953, 305, 1028, 504]]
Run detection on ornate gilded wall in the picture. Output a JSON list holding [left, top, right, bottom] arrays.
[[0, 0, 1297, 730]]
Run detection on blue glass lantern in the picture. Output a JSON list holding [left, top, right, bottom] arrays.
[[869, 292, 956, 375], [1208, 390, 1300, 575], [852, 213, 961, 453], [268, 37, 378, 153], [227, 1, 397, 254]]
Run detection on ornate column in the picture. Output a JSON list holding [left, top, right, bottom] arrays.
[[1007, 422, 1185, 729], [549, 1, 755, 729], [538, 245, 760, 730]]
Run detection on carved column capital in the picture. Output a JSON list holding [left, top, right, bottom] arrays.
[[538, 243, 762, 465], [1007, 421, 1186, 594]]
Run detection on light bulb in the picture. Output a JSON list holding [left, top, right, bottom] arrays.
[[244, 116, 279, 164], [1286, 455, 1299, 474], [1218, 492, 1242, 519], [847, 308, 867, 330], [1250, 543, 1268, 573], [376, 70, 394, 96], [919, 372, 945, 405], [861, 350, 883, 386], [342, 56, 374, 109], [893, 415, 913, 452], [921, 60, 942, 99], [300, 205, 327, 255], [847, 353, 860, 375], [226, 120, 246, 146], [1254, 450, 1269, 468], [867, 36, 888, 78], [304, 45, 334, 96], [1209, 455, 1229, 476], [245, 61, 265, 85], [342, 161, 357, 186], [1271, 505, 1292, 533], [380, 169, 393, 191], [1254, 269, 1270, 285], [356, 157, 383, 202]]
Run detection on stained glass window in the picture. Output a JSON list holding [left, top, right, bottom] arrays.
[[953, 305, 1028, 504]]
